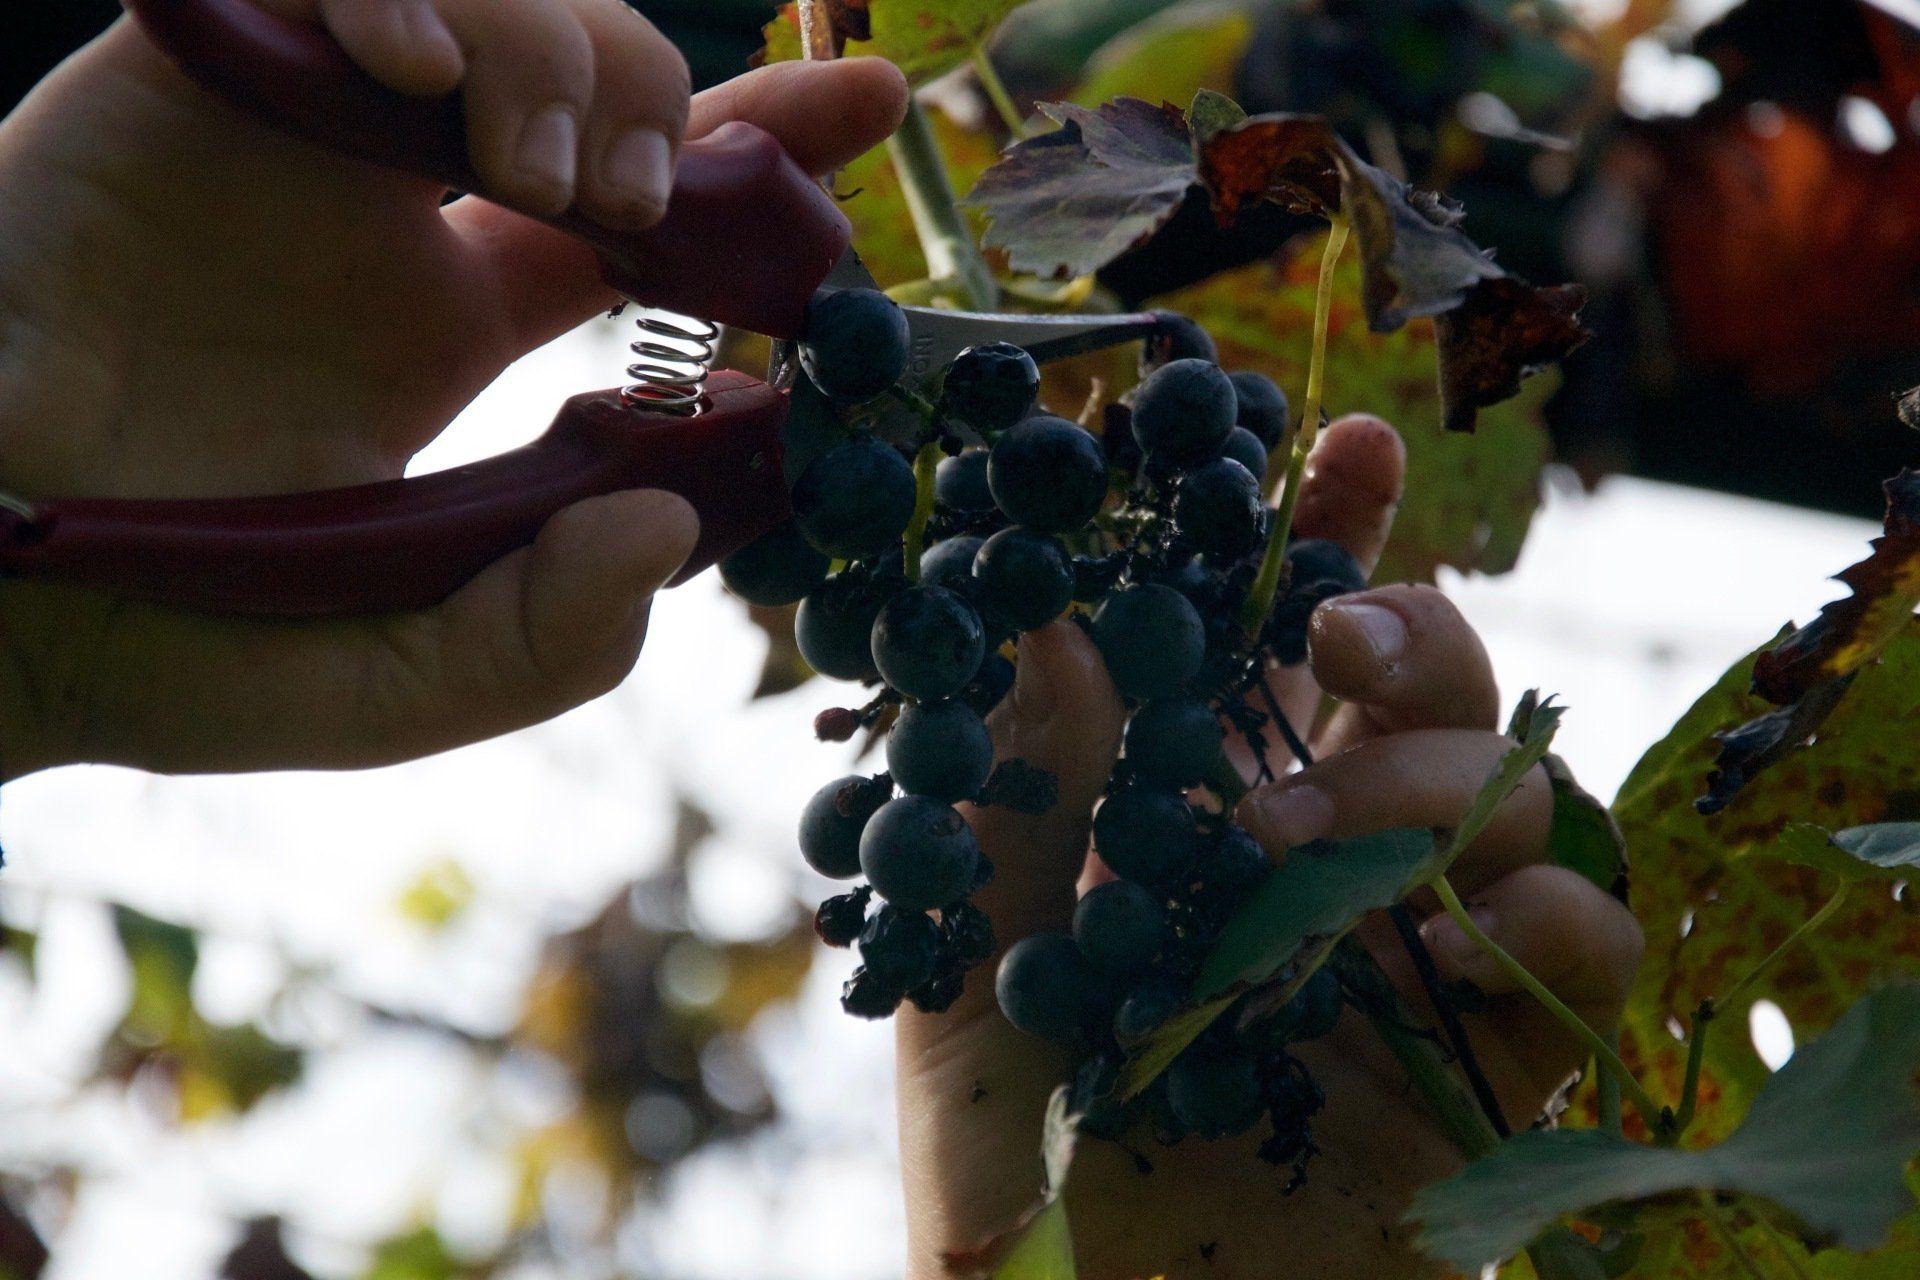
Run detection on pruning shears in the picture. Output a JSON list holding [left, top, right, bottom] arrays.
[[0, 0, 1167, 619]]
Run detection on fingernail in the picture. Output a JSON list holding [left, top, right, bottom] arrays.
[[1328, 600, 1406, 668], [1248, 783, 1333, 849], [402, 3, 460, 62], [1009, 626, 1063, 722], [603, 129, 673, 218], [515, 105, 579, 192], [1426, 904, 1497, 970]]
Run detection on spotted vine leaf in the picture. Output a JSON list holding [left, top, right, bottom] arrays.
[[1602, 623, 1920, 1165], [1750, 468, 1920, 705], [757, 0, 1028, 86], [1409, 984, 1920, 1271], [967, 91, 1588, 428]]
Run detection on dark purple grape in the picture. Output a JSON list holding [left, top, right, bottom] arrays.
[[720, 519, 830, 606], [1131, 358, 1236, 468], [1124, 698, 1225, 788], [799, 775, 892, 878], [942, 900, 997, 966], [860, 796, 981, 911], [1113, 974, 1186, 1043], [791, 436, 917, 559], [871, 585, 986, 702], [1141, 311, 1219, 375], [1251, 967, 1344, 1046], [960, 650, 1015, 717], [795, 586, 884, 682], [1222, 426, 1271, 482], [1072, 880, 1166, 981], [939, 342, 1040, 434], [781, 371, 847, 486], [1165, 1047, 1265, 1139], [886, 699, 993, 802], [1093, 787, 1198, 888], [972, 527, 1073, 632], [813, 886, 872, 947], [987, 416, 1109, 532], [1228, 370, 1290, 448], [1091, 584, 1207, 699], [919, 534, 986, 597], [995, 932, 1115, 1044], [858, 905, 941, 991], [799, 287, 911, 403], [1173, 457, 1264, 559], [934, 451, 995, 511], [841, 966, 905, 1019]]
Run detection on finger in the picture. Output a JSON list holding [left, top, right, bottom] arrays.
[[316, 0, 465, 96], [69, 490, 698, 773], [1307, 584, 1500, 756], [1288, 412, 1406, 576], [1236, 729, 1551, 896], [686, 58, 909, 176], [1250, 415, 1408, 741], [445, 57, 908, 353], [1419, 865, 1644, 1120], [571, 0, 690, 232], [959, 622, 1127, 944], [439, 0, 597, 216]]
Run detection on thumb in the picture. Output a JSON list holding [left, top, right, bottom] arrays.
[[963, 620, 1126, 943], [366, 487, 700, 758]]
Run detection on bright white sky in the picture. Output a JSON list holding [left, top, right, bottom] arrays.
[[0, 293, 1888, 1278]]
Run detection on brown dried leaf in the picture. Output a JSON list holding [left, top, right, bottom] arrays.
[[1751, 469, 1920, 705], [1435, 278, 1591, 433]]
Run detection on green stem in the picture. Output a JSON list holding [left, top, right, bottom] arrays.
[[971, 46, 1028, 138], [1669, 884, 1849, 1141], [1698, 1193, 1773, 1280], [1432, 873, 1666, 1132], [1333, 940, 1598, 1280], [903, 442, 942, 580], [886, 97, 998, 310], [1718, 884, 1849, 1012], [1597, 1044, 1624, 1135], [1240, 219, 1349, 637]]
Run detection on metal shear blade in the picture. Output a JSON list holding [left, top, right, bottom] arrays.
[[775, 247, 1166, 439]]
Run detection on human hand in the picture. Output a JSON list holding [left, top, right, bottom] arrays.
[[894, 415, 1644, 1279], [0, 1, 906, 777]]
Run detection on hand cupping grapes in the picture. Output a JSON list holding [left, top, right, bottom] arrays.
[[720, 287, 1380, 1173]]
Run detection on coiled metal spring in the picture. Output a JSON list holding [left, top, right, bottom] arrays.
[[620, 311, 718, 414]]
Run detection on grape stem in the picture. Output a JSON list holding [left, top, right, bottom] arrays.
[[1431, 872, 1666, 1132], [971, 45, 1028, 138], [902, 442, 943, 580], [1387, 903, 1510, 1138], [1240, 217, 1350, 637], [886, 97, 998, 310]]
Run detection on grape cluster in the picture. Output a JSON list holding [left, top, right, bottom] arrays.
[[720, 289, 1370, 1170]]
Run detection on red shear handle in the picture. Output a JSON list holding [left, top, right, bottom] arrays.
[[127, 0, 848, 338], [0, 374, 793, 618]]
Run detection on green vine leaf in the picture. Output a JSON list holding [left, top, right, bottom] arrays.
[[758, 0, 1031, 87], [1544, 751, 1629, 898], [1409, 984, 1920, 1271]]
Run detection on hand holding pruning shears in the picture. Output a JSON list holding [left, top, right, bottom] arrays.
[[0, 0, 908, 776]]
